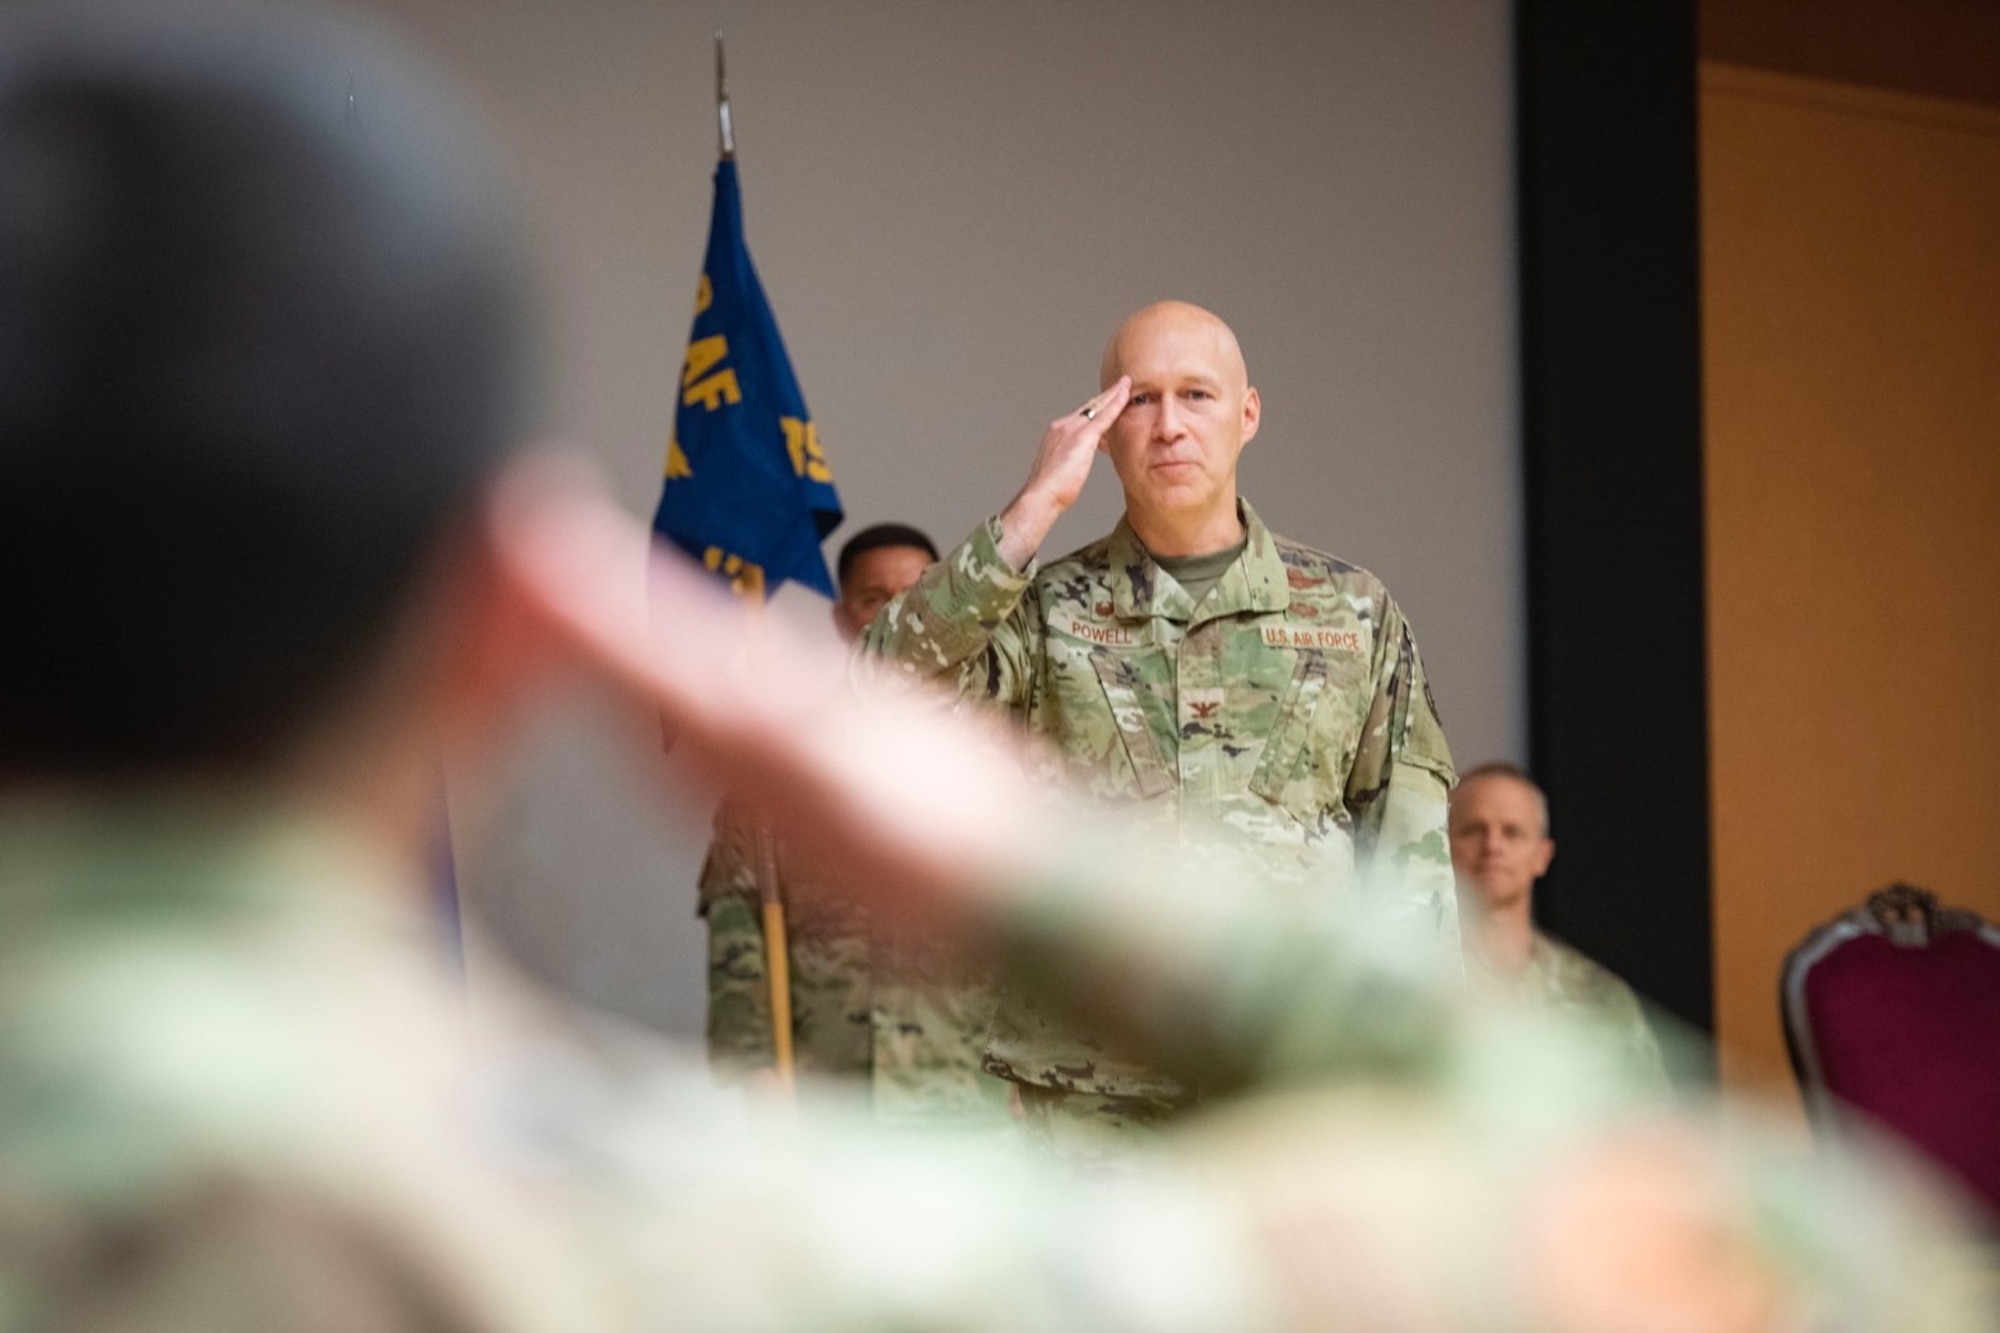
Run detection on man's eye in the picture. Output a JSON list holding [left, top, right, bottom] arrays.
[[1185, 388, 1213, 401], [1128, 391, 1156, 405]]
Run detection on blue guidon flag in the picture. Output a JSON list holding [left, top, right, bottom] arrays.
[[652, 158, 842, 599]]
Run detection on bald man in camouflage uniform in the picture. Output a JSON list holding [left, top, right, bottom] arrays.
[[1448, 762, 1668, 1088], [861, 302, 1458, 1154], [700, 525, 1011, 1128]]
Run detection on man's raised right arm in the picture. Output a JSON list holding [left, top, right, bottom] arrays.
[[856, 377, 1132, 704], [854, 517, 1036, 702]]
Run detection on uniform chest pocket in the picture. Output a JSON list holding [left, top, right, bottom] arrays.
[[1247, 653, 1330, 814], [1087, 651, 1175, 799]]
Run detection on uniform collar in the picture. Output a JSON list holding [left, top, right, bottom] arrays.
[[1105, 498, 1291, 623]]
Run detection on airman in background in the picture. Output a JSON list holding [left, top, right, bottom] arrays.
[[701, 522, 1011, 1128], [1450, 761, 1669, 1087]]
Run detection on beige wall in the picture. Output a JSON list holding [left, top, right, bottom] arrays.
[[350, 1, 1522, 1033], [1701, 64, 2000, 1104]]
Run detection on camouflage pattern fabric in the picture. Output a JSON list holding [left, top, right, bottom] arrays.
[[703, 894, 874, 1078], [0, 803, 641, 1332], [1015, 1084, 1188, 1164], [860, 500, 1459, 1102], [698, 798, 1010, 1128], [1473, 930, 1671, 1091], [0, 799, 1988, 1332]]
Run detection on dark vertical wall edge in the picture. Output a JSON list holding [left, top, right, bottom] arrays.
[[1515, 1, 1715, 1049]]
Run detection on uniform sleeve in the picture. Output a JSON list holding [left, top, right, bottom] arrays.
[[985, 837, 1461, 1099], [697, 803, 774, 1078], [1611, 992, 1672, 1093], [1343, 598, 1461, 966], [625, 1113, 1288, 1333], [609, 1007, 1971, 1333], [855, 518, 1038, 711], [1564, 958, 1673, 1094], [18, 1184, 627, 1333]]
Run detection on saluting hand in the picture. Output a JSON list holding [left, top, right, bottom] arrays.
[[996, 376, 1131, 570]]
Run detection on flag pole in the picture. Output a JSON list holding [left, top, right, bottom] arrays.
[[754, 827, 796, 1094], [714, 31, 735, 162], [714, 30, 792, 1090]]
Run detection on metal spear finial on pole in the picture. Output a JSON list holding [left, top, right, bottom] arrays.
[[714, 31, 735, 161]]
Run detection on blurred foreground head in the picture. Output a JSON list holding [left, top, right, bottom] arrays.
[[0, 1, 528, 783]]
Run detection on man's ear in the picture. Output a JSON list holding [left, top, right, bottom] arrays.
[[1240, 386, 1262, 445], [1533, 837, 1556, 879]]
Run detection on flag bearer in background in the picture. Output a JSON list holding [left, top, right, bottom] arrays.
[[651, 43, 843, 1091], [701, 522, 1014, 1129]]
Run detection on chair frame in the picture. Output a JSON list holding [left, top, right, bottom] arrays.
[[1780, 882, 2000, 1127]]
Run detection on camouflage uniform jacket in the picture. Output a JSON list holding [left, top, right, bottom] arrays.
[[698, 798, 1010, 1127], [0, 800, 1971, 1331], [0, 798, 1287, 1331], [861, 500, 1459, 1099], [1473, 930, 1670, 1089]]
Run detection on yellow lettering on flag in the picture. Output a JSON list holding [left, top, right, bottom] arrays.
[[682, 335, 729, 386], [683, 369, 742, 412], [694, 273, 713, 316], [782, 416, 833, 483], [664, 437, 692, 480], [702, 546, 766, 599]]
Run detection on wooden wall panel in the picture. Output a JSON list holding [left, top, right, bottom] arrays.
[[1700, 0, 2000, 108], [1701, 65, 2000, 1104]]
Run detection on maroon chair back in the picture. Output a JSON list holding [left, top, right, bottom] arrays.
[[1782, 883, 2000, 1222]]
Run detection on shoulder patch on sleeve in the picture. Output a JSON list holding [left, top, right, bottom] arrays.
[[1393, 625, 1455, 786]]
